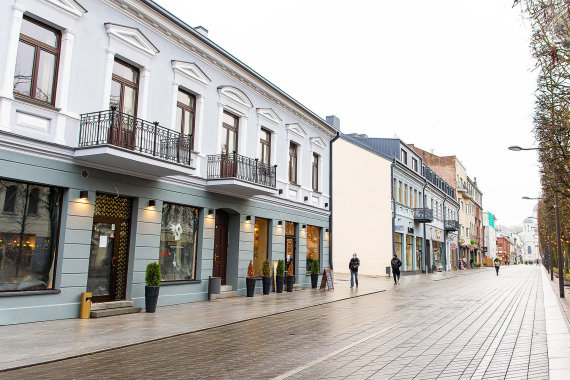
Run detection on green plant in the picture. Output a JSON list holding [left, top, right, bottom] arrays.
[[470, 240, 476, 246], [262, 260, 271, 277], [276, 260, 285, 276], [310, 259, 319, 274], [145, 262, 161, 287], [247, 260, 255, 278]]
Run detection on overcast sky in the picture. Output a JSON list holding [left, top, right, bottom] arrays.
[[156, 0, 540, 226]]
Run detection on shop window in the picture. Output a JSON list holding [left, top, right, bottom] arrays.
[[306, 225, 320, 271], [253, 217, 269, 276], [285, 222, 296, 274], [415, 237, 422, 270], [0, 179, 63, 292], [394, 233, 402, 259], [406, 235, 413, 270], [159, 203, 199, 281], [13, 17, 60, 104]]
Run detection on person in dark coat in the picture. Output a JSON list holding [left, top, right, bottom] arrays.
[[391, 254, 402, 285], [494, 257, 501, 275], [349, 253, 360, 288]]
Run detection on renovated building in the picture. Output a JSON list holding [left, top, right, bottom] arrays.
[[483, 211, 497, 265], [344, 135, 459, 273], [0, 0, 337, 325], [331, 134, 393, 276]]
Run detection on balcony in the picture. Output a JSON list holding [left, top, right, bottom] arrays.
[[75, 109, 195, 176], [206, 153, 278, 196], [444, 219, 459, 231], [414, 207, 433, 223]]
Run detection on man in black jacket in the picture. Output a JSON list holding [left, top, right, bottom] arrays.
[[391, 254, 402, 285], [349, 253, 360, 288]]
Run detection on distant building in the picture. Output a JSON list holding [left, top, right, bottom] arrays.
[[483, 211, 497, 263], [520, 205, 539, 263]]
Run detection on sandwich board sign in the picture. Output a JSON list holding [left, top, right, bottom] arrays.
[[320, 269, 334, 291]]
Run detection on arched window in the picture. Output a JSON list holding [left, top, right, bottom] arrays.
[[3, 185, 17, 212], [28, 188, 40, 215]]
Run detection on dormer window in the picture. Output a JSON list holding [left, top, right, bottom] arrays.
[[401, 149, 407, 164], [412, 158, 418, 171]]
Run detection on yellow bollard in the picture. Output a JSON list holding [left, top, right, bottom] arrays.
[[79, 292, 92, 319]]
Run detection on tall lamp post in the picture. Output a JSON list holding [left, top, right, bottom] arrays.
[[510, 144, 564, 298]]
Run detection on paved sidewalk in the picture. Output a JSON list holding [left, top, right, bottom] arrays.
[[1, 272, 398, 371]]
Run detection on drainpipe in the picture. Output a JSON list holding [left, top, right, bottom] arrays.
[[329, 131, 340, 271], [422, 179, 428, 274], [390, 158, 396, 266]]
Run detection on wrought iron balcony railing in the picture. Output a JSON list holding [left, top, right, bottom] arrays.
[[78, 108, 192, 166], [444, 219, 459, 231], [414, 207, 433, 223], [207, 153, 277, 188]]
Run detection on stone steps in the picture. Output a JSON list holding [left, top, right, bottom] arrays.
[[90, 300, 141, 318], [210, 290, 238, 300]]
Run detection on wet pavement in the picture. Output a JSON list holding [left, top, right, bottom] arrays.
[[1, 266, 568, 379]]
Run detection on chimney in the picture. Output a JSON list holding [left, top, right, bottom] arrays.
[[326, 115, 340, 131], [194, 26, 209, 38]]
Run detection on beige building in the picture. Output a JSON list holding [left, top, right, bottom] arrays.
[[332, 136, 393, 276]]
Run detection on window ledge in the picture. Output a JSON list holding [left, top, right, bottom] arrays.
[[13, 95, 61, 112], [0, 289, 61, 297], [160, 280, 201, 286]]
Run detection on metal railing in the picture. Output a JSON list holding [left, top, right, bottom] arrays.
[[444, 219, 459, 231], [78, 108, 192, 166], [414, 207, 434, 222], [207, 152, 277, 188]]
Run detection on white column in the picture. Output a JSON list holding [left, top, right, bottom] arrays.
[[0, 4, 24, 131], [53, 29, 75, 144], [138, 67, 151, 120], [100, 49, 115, 111], [194, 95, 205, 176]]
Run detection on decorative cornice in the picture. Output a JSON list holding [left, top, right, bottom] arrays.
[[286, 123, 307, 139], [172, 60, 211, 86], [39, 0, 87, 18], [105, 23, 159, 57], [310, 137, 326, 150], [257, 108, 282, 125], [218, 86, 253, 108]]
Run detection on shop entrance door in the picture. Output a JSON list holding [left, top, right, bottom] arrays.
[[213, 210, 229, 285], [87, 194, 132, 302]]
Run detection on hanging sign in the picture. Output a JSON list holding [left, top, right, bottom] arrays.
[[320, 269, 334, 291]]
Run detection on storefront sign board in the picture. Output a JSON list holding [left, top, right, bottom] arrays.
[[320, 269, 334, 291]]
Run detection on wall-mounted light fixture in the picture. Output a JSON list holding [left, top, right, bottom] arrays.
[[325, 202, 328, 208], [246, 215, 252, 221], [148, 200, 156, 208], [79, 190, 88, 199], [302, 224, 307, 229], [207, 209, 214, 217], [326, 229, 329, 233], [304, 196, 308, 201], [277, 221, 282, 226], [279, 189, 283, 195]]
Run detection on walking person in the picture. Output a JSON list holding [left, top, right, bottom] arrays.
[[494, 257, 501, 275], [349, 253, 360, 288], [391, 254, 402, 285]]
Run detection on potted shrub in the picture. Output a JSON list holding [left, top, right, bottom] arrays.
[[286, 261, 295, 292], [276, 259, 285, 293], [262, 259, 271, 295], [246, 260, 256, 297], [145, 262, 161, 313], [310, 259, 320, 288]]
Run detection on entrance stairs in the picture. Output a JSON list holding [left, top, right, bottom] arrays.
[[90, 300, 141, 318], [210, 285, 238, 300]]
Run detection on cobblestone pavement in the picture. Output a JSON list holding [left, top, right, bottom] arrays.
[[2, 266, 569, 380]]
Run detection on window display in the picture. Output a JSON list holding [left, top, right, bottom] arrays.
[[394, 233, 402, 259], [159, 203, 199, 281], [416, 237, 422, 270], [253, 217, 269, 276], [406, 235, 413, 270], [306, 225, 320, 270], [0, 179, 63, 291]]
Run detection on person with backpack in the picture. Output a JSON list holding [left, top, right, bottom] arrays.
[[391, 253, 402, 285], [349, 253, 360, 288], [494, 257, 501, 275]]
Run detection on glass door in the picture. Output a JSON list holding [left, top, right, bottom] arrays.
[[87, 218, 121, 302]]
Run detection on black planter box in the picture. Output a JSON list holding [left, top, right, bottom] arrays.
[[208, 276, 221, 300], [246, 278, 256, 297], [311, 273, 319, 288], [145, 286, 160, 313], [286, 275, 295, 292], [276, 276, 285, 293], [262, 277, 271, 295]]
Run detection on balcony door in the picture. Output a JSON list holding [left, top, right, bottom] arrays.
[[220, 111, 239, 177], [109, 59, 139, 150]]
